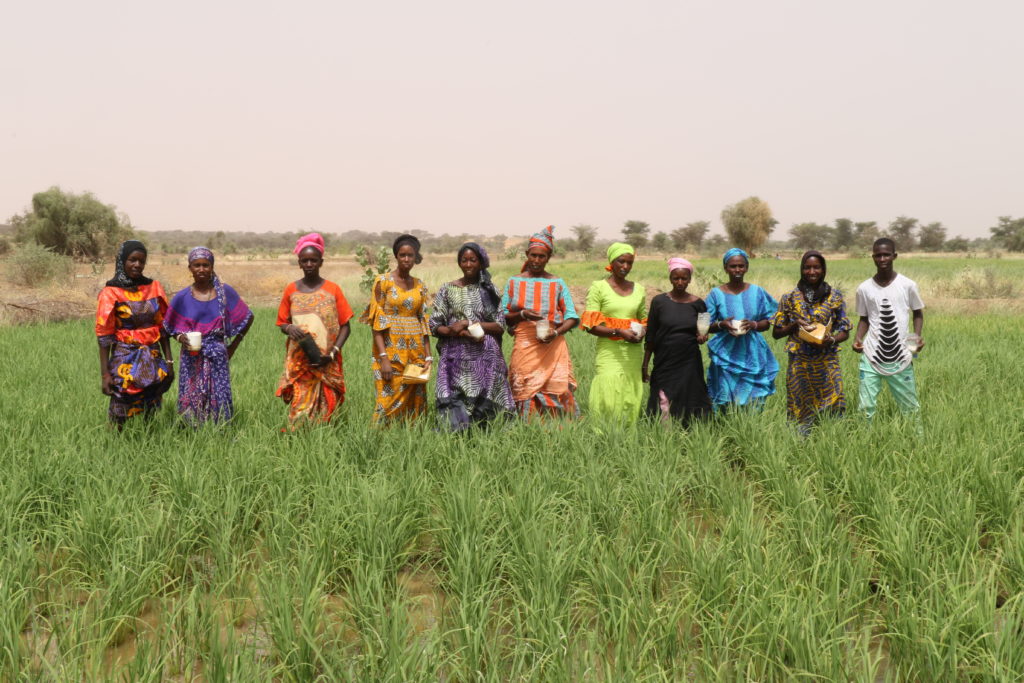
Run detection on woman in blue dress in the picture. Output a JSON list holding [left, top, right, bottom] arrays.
[[706, 248, 779, 409]]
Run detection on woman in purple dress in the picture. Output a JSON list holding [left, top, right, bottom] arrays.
[[429, 242, 514, 430], [163, 247, 254, 425]]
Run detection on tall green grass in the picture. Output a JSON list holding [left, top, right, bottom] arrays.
[[0, 299, 1021, 679]]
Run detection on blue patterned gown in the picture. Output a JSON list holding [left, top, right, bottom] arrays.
[[706, 285, 779, 408]]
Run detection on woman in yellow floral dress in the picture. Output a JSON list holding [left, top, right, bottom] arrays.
[[361, 234, 433, 424]]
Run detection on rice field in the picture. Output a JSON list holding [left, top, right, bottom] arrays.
[[1, 257, 1023, 680]]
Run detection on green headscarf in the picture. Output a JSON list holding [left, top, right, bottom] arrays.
[[606, 242, 635, 268]]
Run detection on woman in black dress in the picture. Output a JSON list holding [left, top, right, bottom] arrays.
[[641, 258, 712, 426]]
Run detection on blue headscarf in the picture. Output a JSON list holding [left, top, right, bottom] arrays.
[[722, 247, 749, 266]]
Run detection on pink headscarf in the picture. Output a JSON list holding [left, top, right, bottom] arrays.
[[667, 257, 694, 275], [294, 232, 325, 256]]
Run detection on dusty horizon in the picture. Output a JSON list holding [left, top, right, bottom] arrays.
[[3, 1, 1022, 241]]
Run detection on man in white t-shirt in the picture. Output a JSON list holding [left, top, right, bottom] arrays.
[[851, 238, 925, 421]]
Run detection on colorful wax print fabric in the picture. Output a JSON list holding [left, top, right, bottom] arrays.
[[163, 284, 253, 425], [581, 279, 647, 422], [360, 274, 431, 425], [275, 281, 353, 426], [706, 284, 779, 407], [429, 282, 514, 431], [644, 294, 712, 426], [500, 276, 580, 418], [773, 286, 851, 432], [95, 282, 171, 423]]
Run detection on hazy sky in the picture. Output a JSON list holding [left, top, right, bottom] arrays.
[[3, 0, 1022, 239]]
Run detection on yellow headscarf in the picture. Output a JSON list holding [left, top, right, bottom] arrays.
[[605, 242, 635, 271]]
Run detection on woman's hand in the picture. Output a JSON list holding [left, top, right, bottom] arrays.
[[284, 324, 306, 341], [379, 357, 393, 382], [448, 320, 469, 336], [176, 333, 189, 345], [696, 333, 708, 345], [163, 365, 175, 390], [101, 372, 115, 396], [619, 329, 640, 344], [521, 309, 543, 322], [641, 367, 650, 383]]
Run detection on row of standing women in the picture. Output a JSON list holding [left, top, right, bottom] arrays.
[[94, 229, 857, 434]]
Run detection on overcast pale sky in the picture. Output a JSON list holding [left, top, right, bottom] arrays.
[[2, 0, 1021, 239]]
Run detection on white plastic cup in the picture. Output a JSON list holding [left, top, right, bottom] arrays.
[[185, 331, 202, 351], [629, 321, 645, 339], [732, 320, 748, 336], [906, 333, 921, 354], [696, 312, 711, 336], [468, 322, 485, 340], [535, 319, 551, 340]]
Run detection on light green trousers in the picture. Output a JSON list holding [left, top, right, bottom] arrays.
[[858, 355, 920, 419]]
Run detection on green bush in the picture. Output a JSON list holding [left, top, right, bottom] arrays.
[[4, 242, 74, 286]]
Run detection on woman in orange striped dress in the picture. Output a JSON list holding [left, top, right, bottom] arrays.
[[499, 226, 580, 418]]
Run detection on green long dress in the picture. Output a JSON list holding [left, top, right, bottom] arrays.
[[583, 279, 647, 422]]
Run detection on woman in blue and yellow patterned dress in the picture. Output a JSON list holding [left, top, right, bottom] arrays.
[[361, 234, 433, 425], [95, 240, 174, 425], [771, 250, 851, 434]]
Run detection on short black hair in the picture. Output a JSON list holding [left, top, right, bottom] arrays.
[[872, 237, 896, 252]]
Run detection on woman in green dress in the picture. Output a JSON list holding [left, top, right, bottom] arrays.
[[582, 242, 647, 422]]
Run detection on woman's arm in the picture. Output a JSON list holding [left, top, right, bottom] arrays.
[[641, 346, 653, 383], [98, 343, 114, 395], [227, 315, 255, 358], [159, 329, 175, 388]]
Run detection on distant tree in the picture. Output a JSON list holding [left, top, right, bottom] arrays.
[[944, 235, 970, 252], [917, 222, 947, 252], [990, 215, 1024, 252], [833, 218, 855, 250], [788, 223, 835, 251], [570, 224, 598, 255], [886, 216, 918, 251], [671, 220, 710, 251], [650, 231, 670, 252], [621, 220, 650, 248], [10, 186, 133, 259], [854, 221, 880, 250], [721, 197, 776, 253]]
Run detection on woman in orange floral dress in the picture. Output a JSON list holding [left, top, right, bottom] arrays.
[[361, 234, 433, 425], [275, 233, 353, 426]]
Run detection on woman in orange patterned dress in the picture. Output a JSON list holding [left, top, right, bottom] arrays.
[[275, 233, 353, 426], [95, 240, 174, 425], [360, 234, 433, 425]]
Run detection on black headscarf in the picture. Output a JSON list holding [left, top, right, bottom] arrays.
[[106, 240, 152, 288], [458, 242, 499, 307], [392, 234, 423, 264], [797, 250, 830, 304]]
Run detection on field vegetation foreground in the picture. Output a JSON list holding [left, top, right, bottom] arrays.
[[1, 256, 1023, 679]]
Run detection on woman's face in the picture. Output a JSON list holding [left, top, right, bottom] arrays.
[[801, 256, 824, 286], [298, 247, 323, 277], [188, 257, 213, 286], [459, 248, 481, 280], [670, 268, 691, 294], [396, 244, 417, 272], [125, 250, 147, 279], [610, 253, 634, 279], [525, 246, 550, 275], [724, 255, 748, 282]]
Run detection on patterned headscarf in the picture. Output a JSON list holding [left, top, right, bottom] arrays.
[[797, 250, 831, 304], [106, 240, 153, 288], [458, 242, 499, 307], [605, 242, 635, 272], [188, 246, 234, 335], [528, 225, 555, 254], [722, 247, 749, 266], [294, 232, 325, 256], [393, 234, 423, 264], [667, 257, 694, 275]]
